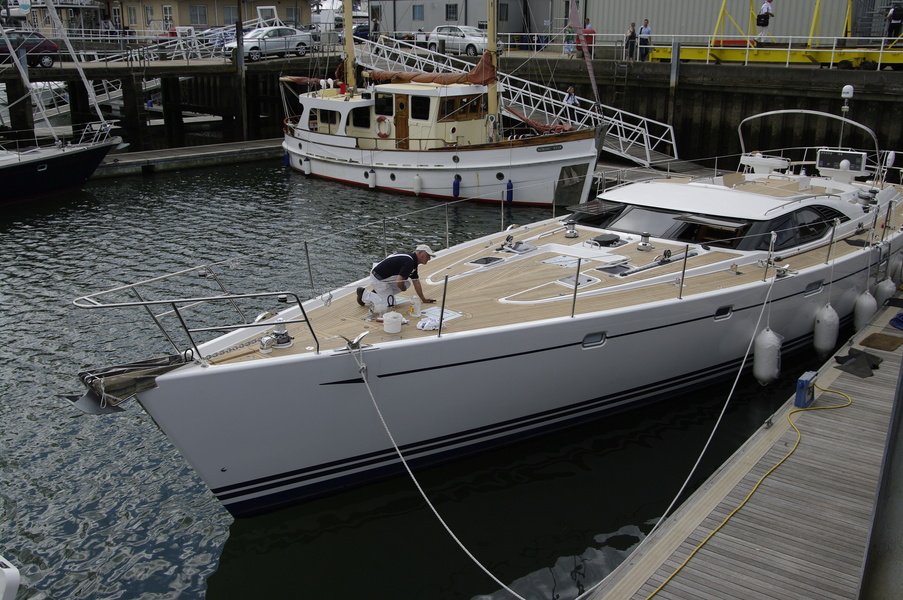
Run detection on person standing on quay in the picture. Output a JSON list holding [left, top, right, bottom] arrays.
[[564, 23, 576, 58], [887, 3, 903, 39], [625, 22, 637, 61], [756, 0, 775, 43], [638, 18, 652, 61], [581, 17, 596, 59]]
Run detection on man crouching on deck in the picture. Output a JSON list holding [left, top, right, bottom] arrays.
[[357, 244, 437, 310]]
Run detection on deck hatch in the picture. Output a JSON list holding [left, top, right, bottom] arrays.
[[559, 273, 598, 288], [596, 264, 631, 275], [470, 256, 504, 265], [543, 255, 581, 268]]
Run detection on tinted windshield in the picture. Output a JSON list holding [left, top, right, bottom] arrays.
[[608, 207, 680, 237]]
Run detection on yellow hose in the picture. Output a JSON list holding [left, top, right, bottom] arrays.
[[645, 383, 853, 599]]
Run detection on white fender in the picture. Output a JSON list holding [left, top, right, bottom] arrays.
[[854, 290, 878, 331], [875, 278, 896, 308], [888, 253, 903, 285], [753, 328, 783, 386], [367, 169, 376, 189], [301, 158, 311, 175], [414, 174, 422, 196], [813, 303, 839, 358]]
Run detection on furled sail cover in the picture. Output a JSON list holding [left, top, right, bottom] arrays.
[[367, 51, 496, 85]]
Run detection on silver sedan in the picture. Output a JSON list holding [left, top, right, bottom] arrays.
[[225, 26, 313, 61]]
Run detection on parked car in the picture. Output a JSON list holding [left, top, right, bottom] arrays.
[[295, 23, 321, 45], [337, 23, 370, 44], [426, 25, 489, 56], [0, 29, 59, 67], [224, 26, 313, 61]]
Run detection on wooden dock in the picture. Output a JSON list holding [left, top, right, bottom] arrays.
[[589, 300, 903, 599], [94, 138, 284, 178]]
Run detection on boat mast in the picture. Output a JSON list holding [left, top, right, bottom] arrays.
[[341, 0, 357, 89], [487, 0, 499, 129], [0, 26, 59, 142], [45, 0, 107, 124]]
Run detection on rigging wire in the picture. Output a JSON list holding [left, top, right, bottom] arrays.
[[346, 343, 528, 600]]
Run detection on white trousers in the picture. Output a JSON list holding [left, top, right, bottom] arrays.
[[362, 274, 408, 309]]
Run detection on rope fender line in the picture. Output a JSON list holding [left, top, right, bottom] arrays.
[[346, 343, 528, 600]]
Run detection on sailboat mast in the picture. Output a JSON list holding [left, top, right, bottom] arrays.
[[45, 0, 106, 124], [342, 0, 357, 89], [487, 0, 498, 119]]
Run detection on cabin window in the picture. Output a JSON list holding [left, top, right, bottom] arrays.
[[446, 4, 458, 20], [439, 95, 485, 121], [350, 107, 371, 128], [319, 109, 339, 125], [375, 93, 394, 116], [795, 208, 831, 244], [440, 98, 458, 121], [756, 214, 797, 251], [608, 207, 680, 237], [411, 96, 431, 120]]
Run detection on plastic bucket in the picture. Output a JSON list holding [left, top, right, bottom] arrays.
[[383, 311, 403, 334]]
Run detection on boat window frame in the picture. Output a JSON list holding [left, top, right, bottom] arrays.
[[374, 93, 393, 117], [350, 106, 371, 129], [410, 95, 431, 120], [439, 94, 487, 122]]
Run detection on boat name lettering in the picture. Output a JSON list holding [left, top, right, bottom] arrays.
[[536, 145, 563, 153]]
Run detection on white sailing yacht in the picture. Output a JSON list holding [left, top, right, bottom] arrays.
[[279, 0, 599, 206]]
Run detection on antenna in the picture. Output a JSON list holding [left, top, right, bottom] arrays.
[[839, 84, 853, 147]]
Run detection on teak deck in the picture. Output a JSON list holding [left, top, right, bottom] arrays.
[[588, 301, 902, 600], [210, 201, 903, 365]]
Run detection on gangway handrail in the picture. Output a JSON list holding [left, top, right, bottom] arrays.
[[357, 36, 678, 166]]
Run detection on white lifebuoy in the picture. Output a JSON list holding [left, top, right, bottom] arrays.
[[376, 115, 391, 139]]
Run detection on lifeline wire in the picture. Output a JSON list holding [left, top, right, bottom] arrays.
[[644, 384, 853, 599], [346, 344, 528, 600], [575, 268, 782, 600]]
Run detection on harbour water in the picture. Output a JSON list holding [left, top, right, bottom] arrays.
[[0, 162, 823, 599]]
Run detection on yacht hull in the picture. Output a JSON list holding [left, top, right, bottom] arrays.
[[135, 246, 880, 517], [0, 139, 119, 204]]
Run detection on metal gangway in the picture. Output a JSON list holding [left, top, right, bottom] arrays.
[[357, 36, 679, 166]]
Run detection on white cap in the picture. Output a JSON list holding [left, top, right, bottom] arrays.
[[415, 244, 436, 257]]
